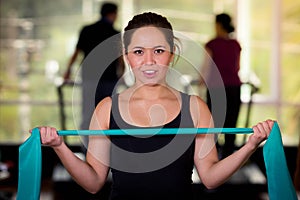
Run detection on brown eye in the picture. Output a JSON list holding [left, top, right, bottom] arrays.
[[154, 49, 165, 54], [133, 49, 143, 55]]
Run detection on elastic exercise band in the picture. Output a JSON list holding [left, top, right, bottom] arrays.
[[16, 122, 297, 200], [58, 127, 253, 136]]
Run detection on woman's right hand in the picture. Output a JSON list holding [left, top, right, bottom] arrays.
[[31, 126, 63, 148]]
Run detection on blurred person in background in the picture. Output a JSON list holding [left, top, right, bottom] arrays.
[[200, 13, 242, 159], [64, 2, 124, 132]]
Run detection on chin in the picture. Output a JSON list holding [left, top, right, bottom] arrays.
[[138, 79, 165, 87], [143, 82, 159, 86]]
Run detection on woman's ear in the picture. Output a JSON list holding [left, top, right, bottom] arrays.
[[169, 57, 174, 66], [122, 48, 129, 64], [169, 47, 175, 66]]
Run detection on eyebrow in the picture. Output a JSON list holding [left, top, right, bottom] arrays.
[[131, 45, 167, 50]]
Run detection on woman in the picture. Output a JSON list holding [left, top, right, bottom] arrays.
[[37, 12, 273, 200], [200, 13, 242, 158]]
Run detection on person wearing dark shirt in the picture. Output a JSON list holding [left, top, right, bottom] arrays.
[[200, 13, 242, 158], [64, 2, 124, 131], [36, 12, 273, 200]]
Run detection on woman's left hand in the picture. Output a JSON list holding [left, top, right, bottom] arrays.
[[247, 119, 275, 150]]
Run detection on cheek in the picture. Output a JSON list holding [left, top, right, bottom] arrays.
[[157, 54, 173, 65], [126, 55, 142, 68]]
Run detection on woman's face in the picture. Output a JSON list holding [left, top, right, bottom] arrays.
[[125, 26, 174, 86]]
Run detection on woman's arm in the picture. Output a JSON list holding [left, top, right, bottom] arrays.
[[38, 97, 112, 194], [191, 95, 273, 189]]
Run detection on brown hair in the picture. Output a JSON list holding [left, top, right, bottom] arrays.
[[123, 12, 180, 56]]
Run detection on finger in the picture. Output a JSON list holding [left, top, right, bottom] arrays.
[[39, 126, 45, 136], [45, 127, 54, 141], [262, 122, 272, 138], [258, 121, 272, 139], [46, 126, 52, 137], [252, 124, 259, 134], [254, 122, 265, 133], [267, 119, 275, 129], [39, 127, 46, 143], [41, 126, 51, 143], [262, 121, 272, 132], [44, 127, 49, 140], [49, 127, 57, 138], [253, 122, 268, 140]]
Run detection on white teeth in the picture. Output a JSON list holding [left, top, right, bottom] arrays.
[[144, 70, 155, 74]]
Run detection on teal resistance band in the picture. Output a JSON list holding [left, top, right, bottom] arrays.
[[17, 123, 298, 200], [58, 127, 253, 136]]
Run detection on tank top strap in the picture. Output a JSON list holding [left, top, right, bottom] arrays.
[[179, 92, 194, 128], [109, 94, 124, 129], [111, 93, 119, 108]]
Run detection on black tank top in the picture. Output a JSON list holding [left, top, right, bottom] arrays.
[[109, 92, 195, 200]]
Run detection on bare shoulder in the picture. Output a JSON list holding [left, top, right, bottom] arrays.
[[190, 95, 208, 108], [189, 95, 212, 128], [91, 97, 113, 130], [94, 96, 113, 121], [95, 97, 112, 111]]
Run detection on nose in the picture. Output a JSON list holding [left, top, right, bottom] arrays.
[[144, 50, 155, 65]]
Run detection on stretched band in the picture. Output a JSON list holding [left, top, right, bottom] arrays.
[[58, 127, 253, 136], [17, 123, 298, 200]]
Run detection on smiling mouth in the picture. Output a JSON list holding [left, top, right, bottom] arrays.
[[143, 70, 157, 77]]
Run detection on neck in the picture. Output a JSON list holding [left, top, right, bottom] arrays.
[[216, 24, 230, 39], [129, 84, 172, 100], [217, 30, 230, 39]]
